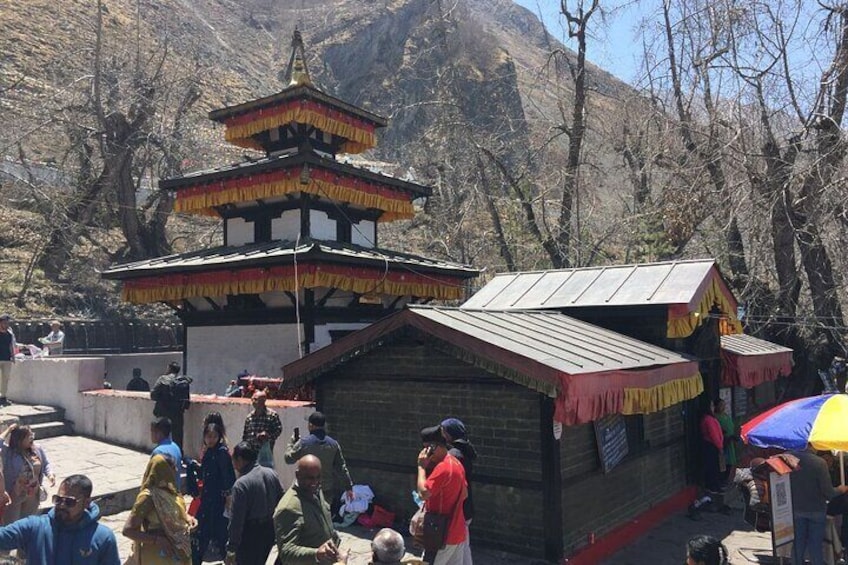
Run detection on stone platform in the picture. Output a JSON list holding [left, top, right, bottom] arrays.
[[34, 435, 150, 515]]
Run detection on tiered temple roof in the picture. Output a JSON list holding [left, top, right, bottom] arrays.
[[103, 30, 478, 307]]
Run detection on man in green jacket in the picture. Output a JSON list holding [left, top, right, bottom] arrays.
[[274, 455, 341, 564]]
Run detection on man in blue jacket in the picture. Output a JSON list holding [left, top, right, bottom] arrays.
[[0, 474, 120, 564]]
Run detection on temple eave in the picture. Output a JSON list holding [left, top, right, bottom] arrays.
[[208, 84, 388, 129], [115, 262, 472, 304]]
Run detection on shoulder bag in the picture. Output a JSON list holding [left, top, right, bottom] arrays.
[[410, 458, 462, 552]]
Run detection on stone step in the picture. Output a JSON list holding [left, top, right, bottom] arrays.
[[0, 404, 65, 427], [30, 420, 72, 440], [31, 435, 150, 517]]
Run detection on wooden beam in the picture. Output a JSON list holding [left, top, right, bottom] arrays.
[[178, 305, 389, 326], [204, 297, 221, 311], [539, 397, 564, 562], [316, 288, 337, 307]]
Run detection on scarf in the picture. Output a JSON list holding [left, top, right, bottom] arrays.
[[139, 455, 192, 561]]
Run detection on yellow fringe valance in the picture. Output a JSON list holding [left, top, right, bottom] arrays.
[[667, 276, 743, 339], [223, 101, 377, 154], [121, 264, 465, 304], [622, 373, 704, 415], [173, 168, 414, 222]]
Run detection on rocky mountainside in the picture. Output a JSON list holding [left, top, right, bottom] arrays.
[[0, 0, 636, 316], [2, 0, 630, 161]]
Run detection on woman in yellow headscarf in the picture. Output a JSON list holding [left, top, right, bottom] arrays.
[[122, 454, 195, 564]]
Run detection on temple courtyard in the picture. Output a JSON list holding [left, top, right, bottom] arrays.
[[1, 404, 777, 565]]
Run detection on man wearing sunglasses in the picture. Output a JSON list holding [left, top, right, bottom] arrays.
[[0, 474, 120, 564]]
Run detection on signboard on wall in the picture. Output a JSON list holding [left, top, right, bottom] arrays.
[[733, 386, 748, 418], [594, 414, 629, 473], [770, 471, 794, 550], [719, 387, 732, 410]]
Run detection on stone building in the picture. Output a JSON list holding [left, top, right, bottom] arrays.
[[281, 306, 704, 560]]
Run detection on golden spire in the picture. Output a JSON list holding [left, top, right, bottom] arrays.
[[285, 28, 312, 87]]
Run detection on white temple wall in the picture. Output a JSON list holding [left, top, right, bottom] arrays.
[[5, 357, 312, 487], [77, 391, 312, 487], [226, 217, 254, 246], [186, 324, 302, 393], [311, 322, 370, 351], [7, 357, 104, 428], [271, 209, 300, 241], [351, 219, 376, 247], [102, 352, 183, 389], [309, 210, 336, 240]]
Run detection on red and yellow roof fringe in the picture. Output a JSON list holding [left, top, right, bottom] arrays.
[[666, 275, 743, 338], [121, 264, 465, 304], [173, 167, 415, 221], [556, 363, 703, 425], [223, 99, 377, 154]]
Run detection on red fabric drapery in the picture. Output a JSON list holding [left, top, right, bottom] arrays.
[[721, 349, 793, 388], [553, 361, 702, 425]]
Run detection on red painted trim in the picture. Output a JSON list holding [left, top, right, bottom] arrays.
[[81, 389, 312, 408], [565, 485, 698, 565]]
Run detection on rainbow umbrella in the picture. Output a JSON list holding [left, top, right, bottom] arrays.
[[741, 394, 848, 484]]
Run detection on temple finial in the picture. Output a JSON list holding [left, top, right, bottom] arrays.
[[284, 28, 312, 87]]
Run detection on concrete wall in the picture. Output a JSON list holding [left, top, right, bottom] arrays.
[[6, 358, 313, 488], [7, 357, 105, 428], [77, 391, 313, 487], [186, 325, 302, 393], [102, 352, 183, 390]]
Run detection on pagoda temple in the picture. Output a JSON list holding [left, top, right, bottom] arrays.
[[102, 31, 479, 391]]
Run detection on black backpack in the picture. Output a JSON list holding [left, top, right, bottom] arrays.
[[155, 374, 192, 409], [172, 375, 192, 404]]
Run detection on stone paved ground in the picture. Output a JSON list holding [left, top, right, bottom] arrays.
[[603, 489, 778, 565], [35, 435, 151, 514]]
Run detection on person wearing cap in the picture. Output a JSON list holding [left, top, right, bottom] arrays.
[[440, 418, 476, 565], [38, 320, 65, 356], [0, 314, 16, 407], [440, 419, 477, 523], [417, 426, 470, 565]]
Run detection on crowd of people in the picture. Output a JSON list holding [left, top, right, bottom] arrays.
[[703, 397, 848, 565], [0, 354, 480, 565]]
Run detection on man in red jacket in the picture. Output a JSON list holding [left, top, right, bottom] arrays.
[[416, 426, 470, 565]]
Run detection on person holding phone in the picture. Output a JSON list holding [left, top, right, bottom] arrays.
[[284, 412, 354, 516], [416, 426, 470, 565]]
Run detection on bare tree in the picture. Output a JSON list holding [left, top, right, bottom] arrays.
[[38, 0, 202, 279]]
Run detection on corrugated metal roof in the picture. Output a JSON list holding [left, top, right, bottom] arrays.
[[411, 307, 695, 375], [721, 334, 793, 357], [462, 259, 718, 310], [281, 306, 696, 393], [101, 239, 479, 279]]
